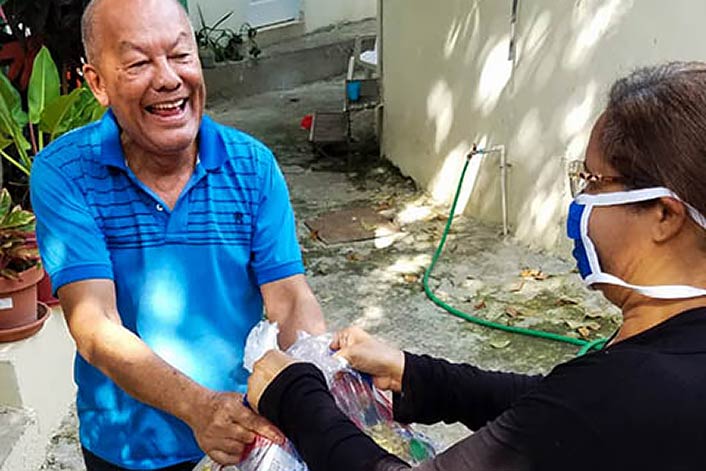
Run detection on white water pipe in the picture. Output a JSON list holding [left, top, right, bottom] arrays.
[[467, 145, 509, 236]]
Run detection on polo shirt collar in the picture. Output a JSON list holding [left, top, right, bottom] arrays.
[[96, 109, 226, 172]]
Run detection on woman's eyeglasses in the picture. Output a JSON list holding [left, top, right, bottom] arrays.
[[567, 161, 628, 197]]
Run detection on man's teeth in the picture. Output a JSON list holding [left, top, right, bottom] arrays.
[[151, 99, 186, 111]]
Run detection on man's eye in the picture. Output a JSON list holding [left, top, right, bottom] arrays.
[[171, 53, 191, 61], [129, 60, 149, 69]]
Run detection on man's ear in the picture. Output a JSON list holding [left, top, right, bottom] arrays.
[[652, 197, 688, 243], [83, 64, 110, 107]]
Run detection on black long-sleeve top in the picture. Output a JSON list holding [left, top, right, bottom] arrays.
[[259, 307, 706, 471]]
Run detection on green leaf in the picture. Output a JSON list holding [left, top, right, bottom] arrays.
[[0, 134, 13, 151], [89, 102, 107, 122], [0, 72, 27, 128], [28, 46, 61, 124], [0, 86, 21, 139], [2, 206, 35, 230], [39, 88, 83, 137], [0, 189, 12, 219]]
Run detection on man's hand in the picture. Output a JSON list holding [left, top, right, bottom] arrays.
[[331, 327, 405, 393], [187, 390, 285, 466]]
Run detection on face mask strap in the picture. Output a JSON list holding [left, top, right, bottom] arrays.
[[576, 187, 706, 230], [586, 272, 706, 299]]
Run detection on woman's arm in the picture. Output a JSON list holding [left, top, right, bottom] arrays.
[[394, 353, 543, 429], [332, 328, 543, 429], [257, 362, 533, 471], [258, 363, 402, 471]]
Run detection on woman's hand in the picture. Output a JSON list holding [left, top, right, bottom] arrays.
[[331, 327, 405, 392], [247, 350, 300, 413]]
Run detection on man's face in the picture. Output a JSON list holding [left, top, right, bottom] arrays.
[[84, 0, 205, 156]]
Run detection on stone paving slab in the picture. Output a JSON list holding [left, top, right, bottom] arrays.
[[0, 407, 31, 468]]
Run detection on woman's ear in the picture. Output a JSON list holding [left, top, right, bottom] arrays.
[[83, 64, 110, 108], [652, 197, 688, 243]]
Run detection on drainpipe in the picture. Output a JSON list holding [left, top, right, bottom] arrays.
[[467, 145, 510, 236]]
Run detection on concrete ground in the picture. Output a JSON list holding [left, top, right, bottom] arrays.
[[40, 78, 619, 470]]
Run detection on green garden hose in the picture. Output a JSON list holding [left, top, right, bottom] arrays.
[[422, 154, 608, 356]]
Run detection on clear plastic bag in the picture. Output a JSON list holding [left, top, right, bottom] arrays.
[[193, 321, 436, 470]]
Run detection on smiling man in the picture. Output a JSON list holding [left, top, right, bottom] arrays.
[[29, 0, 325, 470]]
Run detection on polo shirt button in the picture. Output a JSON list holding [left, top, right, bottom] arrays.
[[156, 204, 164, 212]]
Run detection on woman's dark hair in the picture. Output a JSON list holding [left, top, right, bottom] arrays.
[[601, 62, 706, 217]]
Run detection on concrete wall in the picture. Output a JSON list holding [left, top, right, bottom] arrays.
[[381, 0, 706, 253], [302, 0, 376, 32], [0, 310, 76, 470], [189, 0, 376, 34]]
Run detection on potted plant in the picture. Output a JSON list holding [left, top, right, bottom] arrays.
[[195, 5, 261, 68], [0, 187, 48, 342], [0, 45, 105, 306]]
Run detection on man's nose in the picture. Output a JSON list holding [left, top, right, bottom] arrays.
[[153, 57, 181, 91]]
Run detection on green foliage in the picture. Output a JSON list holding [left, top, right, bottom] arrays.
[[40, 84, 105, 141], [0, 188, 40, 278], [0, 46, 105, 177], [195, 5, 261, 63], [28, 46, 60, 124]]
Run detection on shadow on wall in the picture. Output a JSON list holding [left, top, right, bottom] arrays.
[[382, 0, 650, 252]]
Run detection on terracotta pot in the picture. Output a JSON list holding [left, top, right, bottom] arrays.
[[0, 265, 43, 330], [37, 269, 60, 307], [0, 302, 50, 343]]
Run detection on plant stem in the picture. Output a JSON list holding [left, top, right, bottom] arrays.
[[38, 130, 44, 152], [0, 149, 30, 177], [28, 124, 38, 156]]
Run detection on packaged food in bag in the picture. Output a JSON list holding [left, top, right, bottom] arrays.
[[193, 321, 436, 471]]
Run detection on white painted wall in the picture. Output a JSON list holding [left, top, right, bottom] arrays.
[[188, 0, 376, 34], [0, 310, 76, 471], [381, 0, 706, 253], [302, 0, 376, 32]]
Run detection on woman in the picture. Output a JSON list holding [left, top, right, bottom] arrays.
[[247, 62, 706, 471]]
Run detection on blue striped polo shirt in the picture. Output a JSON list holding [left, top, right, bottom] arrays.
[[30, 110, 304, 469]]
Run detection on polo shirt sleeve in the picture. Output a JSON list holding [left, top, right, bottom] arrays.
[[30, 158, 114, 294], [250, 148, 305, 286]]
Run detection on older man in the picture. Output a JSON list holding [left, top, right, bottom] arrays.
[[29, 0, 326, 469]]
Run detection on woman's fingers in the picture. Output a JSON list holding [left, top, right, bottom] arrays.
[[331, 326, 371, 350]]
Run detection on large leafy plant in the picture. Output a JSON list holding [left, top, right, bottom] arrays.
[[0, 45, 104, 177], [0, 187, 39, 278]]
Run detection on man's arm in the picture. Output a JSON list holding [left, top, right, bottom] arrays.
[[260, 274, 326, 349], [59, 279, 283, 466]]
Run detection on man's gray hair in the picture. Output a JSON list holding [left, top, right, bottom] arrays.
[[81, 0, 193, 64], [81, 0, 104, 64]]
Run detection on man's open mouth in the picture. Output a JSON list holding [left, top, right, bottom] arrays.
[[145, 98, 188, 117]]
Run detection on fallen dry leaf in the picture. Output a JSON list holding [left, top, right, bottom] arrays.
[[403, 274, 419, 284], [508, 280, 525, 292], [556, 297, 579, 306], [519, 268, 550, 281], [505, 306, 521, 318], [309, 230, 320, 241], [584, 321, 601, 331], [577, 326, 591, 339], [489, 339, 511, 349], [474, 300, 487, 310], [346, 252, 361, 262]]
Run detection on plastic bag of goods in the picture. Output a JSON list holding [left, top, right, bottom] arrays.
[[193, 321, 436, 470]]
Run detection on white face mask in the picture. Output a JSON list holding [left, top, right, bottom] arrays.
[[567, 187, 706, 299]]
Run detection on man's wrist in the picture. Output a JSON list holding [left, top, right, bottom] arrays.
[[176, 382, 214, 428]]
